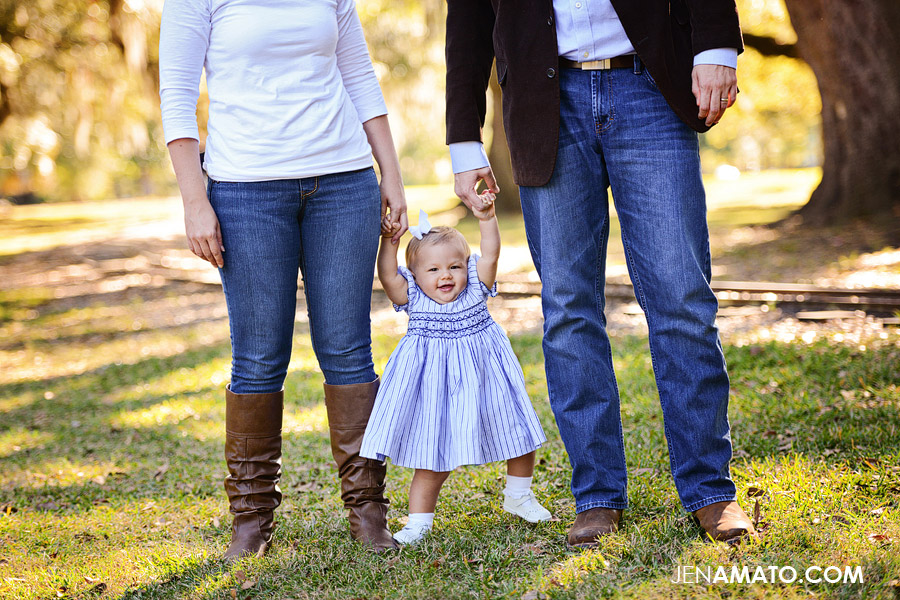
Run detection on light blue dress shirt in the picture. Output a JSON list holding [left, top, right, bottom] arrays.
[[450, 0, 737, 173]]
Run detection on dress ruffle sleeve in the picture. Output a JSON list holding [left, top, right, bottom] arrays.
[[468, 254, 498, 298], [392, 265, 418, 312]]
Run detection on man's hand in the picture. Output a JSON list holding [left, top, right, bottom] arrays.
[[692, 64, 738, 127], [454, 166, 500, 212]]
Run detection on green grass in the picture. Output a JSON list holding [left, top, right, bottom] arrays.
[[1, 169, 899, 599]]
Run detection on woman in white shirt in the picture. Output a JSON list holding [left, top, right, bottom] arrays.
[[160, 0, 407, 559]]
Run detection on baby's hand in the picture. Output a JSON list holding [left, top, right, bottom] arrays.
[[471, 191, 496, 221], [381, 217, 402, 238]]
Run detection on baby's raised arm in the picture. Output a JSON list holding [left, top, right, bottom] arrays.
[[378, 221, 409, 306], [474, 200, 499, 289]]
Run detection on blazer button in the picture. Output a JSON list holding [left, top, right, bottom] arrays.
[[546, 68, 556, 78], [547, 16, 553, 26]]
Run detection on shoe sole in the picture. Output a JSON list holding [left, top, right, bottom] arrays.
[[503, 507, 551, 524]]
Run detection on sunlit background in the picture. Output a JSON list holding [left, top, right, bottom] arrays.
[[0, 0, 820, 202]]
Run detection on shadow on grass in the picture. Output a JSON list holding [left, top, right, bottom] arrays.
[[0, 330, 339, 515]]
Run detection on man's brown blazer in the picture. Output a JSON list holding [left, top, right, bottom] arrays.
[[445, 0, 743, 187]]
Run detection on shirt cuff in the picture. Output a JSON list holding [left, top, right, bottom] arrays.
[[693, 48, 738, 69], [449, 141, 490, 174]]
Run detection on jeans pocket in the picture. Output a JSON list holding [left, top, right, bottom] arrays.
[[642, 68, 660, 90]]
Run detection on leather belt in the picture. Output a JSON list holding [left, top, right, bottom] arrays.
[[559, 55, 635, 70]]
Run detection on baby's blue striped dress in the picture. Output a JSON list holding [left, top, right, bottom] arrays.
[[360, 254, 546, 471]]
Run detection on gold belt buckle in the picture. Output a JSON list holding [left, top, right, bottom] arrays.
[[580, 58, 611, 70]]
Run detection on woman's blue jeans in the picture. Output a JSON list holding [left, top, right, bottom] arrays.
[[519, 63, 736, 513], [208, 168, 381, 393]]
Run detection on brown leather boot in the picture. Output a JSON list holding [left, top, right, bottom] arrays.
[[566, 507, 623, 548], [222, 386, 283, 562], [694, 500, 758, 542], [323, 378, 399, 552]]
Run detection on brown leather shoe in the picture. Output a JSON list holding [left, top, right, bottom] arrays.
[[566, 507, 623, 548], [693, 501, 757, 542], [324, 378, 399, 552], [222, 386, 284, 562]]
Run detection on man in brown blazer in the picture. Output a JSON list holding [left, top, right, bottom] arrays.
[[446, 0, 756, 546]]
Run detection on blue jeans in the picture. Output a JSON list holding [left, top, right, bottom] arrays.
[[208, 168, 381, 393], [519, 62, 735, 513]]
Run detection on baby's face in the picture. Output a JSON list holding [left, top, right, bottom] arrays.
[[410, 242, 469, 304]]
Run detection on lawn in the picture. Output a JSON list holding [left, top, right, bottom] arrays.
[[1, 169, 899, 599]]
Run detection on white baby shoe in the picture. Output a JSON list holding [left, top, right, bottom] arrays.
[[503, 490, 552, 523], [393, 522, 432, 546]]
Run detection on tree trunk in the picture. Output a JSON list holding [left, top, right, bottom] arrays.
[[487, 64, 521, 213], [781, 0, 900, 225]]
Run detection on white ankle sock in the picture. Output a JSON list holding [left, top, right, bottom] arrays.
[[504, 475, 533, 499], [406, 512, 435, 529]]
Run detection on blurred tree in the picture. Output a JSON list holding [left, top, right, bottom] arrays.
[[744, 0, 900, 225], [358, 0, 451, 186], [487, 63, 520, 212], [0, 0, 165, 202]]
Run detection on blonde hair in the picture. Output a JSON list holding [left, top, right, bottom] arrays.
[[406, 226, 470, 269]]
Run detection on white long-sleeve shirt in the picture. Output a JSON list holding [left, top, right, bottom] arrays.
[[449, 0, 737, 174], [160, 0, 388, 182]]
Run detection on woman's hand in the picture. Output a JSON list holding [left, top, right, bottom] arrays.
[[184, 196, 225, 268], [167, 138, 224, 268], [380, 172, 408, 244], [361, 115, 408, 244]]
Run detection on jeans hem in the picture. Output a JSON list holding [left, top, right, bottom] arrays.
[[683, 494, 736, 513], [576, 500, 628, 513]]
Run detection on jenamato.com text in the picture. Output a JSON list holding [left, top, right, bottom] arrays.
[[671, 565, 864, 585]]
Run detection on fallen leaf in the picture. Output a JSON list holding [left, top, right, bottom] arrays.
[[154, 464, 169, 481], [230, 590, 236, 599], [293, 482, 318, 492], [632, 468, 655, 475], [36, 501, 59, 511], [0, 505, 17, 516], [234, 570, 246, 583], [522, 542, 547, 556], [241, 579, 256, 590], [830, 514, 850, 525], [867, 533, 891, 542], [753, 499, 761, 527], [870, 507, 886, 516], [746, 487, 767, 498], [212, 517, 221, 528]]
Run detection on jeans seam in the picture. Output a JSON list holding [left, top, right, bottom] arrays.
[[684, 494, 736, 513], [594, 213, 627, 500], [620, 231, 685, 485], [301, 177, 319, 199], [578, 499, 628, 512], [598, 70, 615, 134]]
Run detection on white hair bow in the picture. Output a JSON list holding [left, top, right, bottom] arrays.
[[409, 209, 432, 240]]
